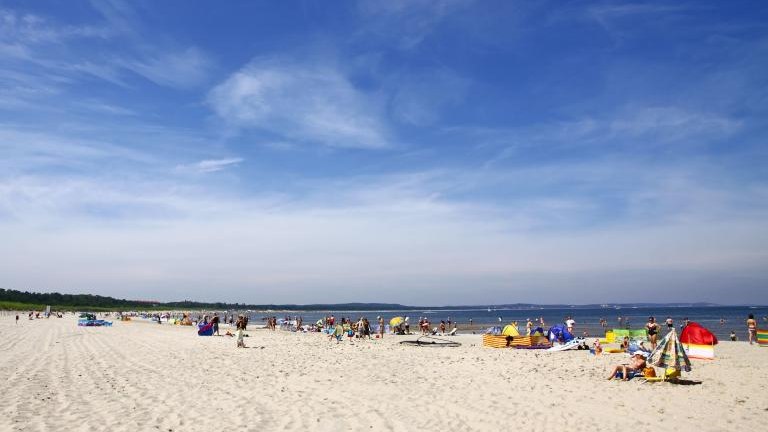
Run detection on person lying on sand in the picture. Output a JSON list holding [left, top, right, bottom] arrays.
[[606, 352, 647, 381]]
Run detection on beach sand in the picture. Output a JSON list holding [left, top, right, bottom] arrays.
[[1, 315, 766, 431]]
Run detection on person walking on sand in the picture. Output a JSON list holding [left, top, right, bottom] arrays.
[[330, 321, 344, 344], [16, 314, 19, 325], [747, 314, 757, 345]]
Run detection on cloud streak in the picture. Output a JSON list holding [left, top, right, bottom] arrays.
[[208, 58, 389, 149], [176, 158, 244, 174]]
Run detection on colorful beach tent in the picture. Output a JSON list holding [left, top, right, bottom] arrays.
[[502, 324, 520, 337], [648, 328, 691, 373], [680, 322, 717, 359]]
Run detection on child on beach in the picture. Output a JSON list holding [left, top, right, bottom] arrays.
[[593, 339, 602, 355], [620, 336, 630, 352], [236, 315, 246, 348]]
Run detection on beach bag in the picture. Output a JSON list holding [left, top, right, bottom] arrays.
[[643, 367, 656, 378]]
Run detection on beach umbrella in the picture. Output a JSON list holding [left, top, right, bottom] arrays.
[[648, 328, 691, 372], [390, 316, 404, 327]]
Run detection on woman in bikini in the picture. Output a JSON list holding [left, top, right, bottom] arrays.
[[646, 316, 660, 350], [747, 314, 757, 345]]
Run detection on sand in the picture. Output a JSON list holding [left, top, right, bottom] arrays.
[[1, 314, 766, 431]]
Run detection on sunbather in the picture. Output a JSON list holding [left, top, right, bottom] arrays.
[[606, 352, 647, 381]]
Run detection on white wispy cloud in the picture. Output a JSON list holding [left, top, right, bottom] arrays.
[[357, 0, 472, 49], [119, 47, 212, 89], [0, 5, 212, 91], [389, 68, 469, 126], [208, 58, 389, 149], [175, 158, 244, 174], [1, 164, 766, 304]]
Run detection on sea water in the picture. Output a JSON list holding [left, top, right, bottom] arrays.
[[248, 305, 768, 341]]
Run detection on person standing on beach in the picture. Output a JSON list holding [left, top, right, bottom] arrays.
[[526, 318, 533, 336], [236, 315, 246, 348], [646, 317, 660, 350], [15, 314, 19, 325], [565, 316, 575, 334], [377, 316, 384, 338], [665, 317, 673, 331], [747, 314, 757, 345], [212, 313, 220, 336]]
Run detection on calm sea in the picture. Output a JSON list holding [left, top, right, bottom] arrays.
[[247, 305, 768, 340]]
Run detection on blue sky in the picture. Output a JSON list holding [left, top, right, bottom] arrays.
[[1, 0, 767, 305]]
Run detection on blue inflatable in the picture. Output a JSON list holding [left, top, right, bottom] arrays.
[[197, 322, 214, 336], [547, 324, 574, 343]]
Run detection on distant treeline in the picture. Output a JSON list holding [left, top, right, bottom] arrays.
[[0, 288, 723, 311], [0, 288, 412, 311]]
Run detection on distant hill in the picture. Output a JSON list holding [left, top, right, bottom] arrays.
[[0, 288, 724, 311]]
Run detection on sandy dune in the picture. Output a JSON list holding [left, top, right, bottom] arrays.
[[1, 315, 766, 431]]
